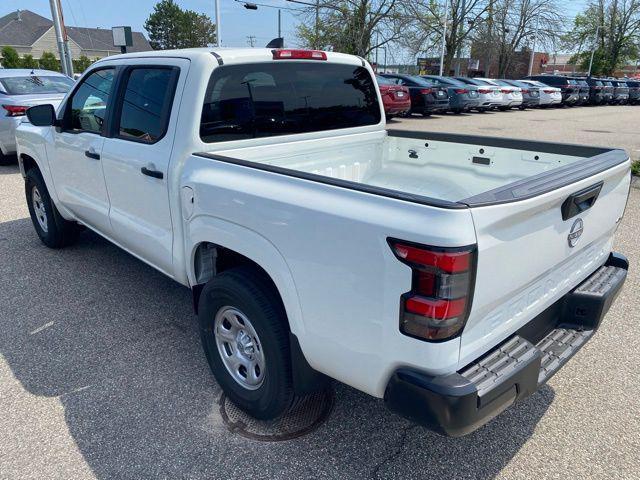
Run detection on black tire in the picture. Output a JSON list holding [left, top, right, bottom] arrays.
[[422, 111, 431, 117], [25, 168, 80, 248], [453, 109, 462, 114], [198, 266, 294, 420], [498, 106, 509, 111]]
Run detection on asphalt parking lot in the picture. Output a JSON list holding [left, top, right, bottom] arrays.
[[1, 105, 639, 479]]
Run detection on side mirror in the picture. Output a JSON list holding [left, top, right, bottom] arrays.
[[26, 104, 56, 127]]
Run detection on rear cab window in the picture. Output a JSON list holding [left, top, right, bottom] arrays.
[[115, 66, 178, 144], [0, 75, 74, 95], [200, 62, 381, 143]]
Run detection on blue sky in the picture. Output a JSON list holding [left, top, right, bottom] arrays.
[[4, 0, 588, 50]]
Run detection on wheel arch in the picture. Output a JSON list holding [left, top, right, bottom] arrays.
[[187, 217, 328, 394]]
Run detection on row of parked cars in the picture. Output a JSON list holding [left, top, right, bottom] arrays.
[[376, 73, 640, 118]]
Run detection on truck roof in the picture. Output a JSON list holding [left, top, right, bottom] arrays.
[[96, 47, 365, 67]]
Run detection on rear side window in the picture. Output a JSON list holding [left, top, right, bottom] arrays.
[[116, 67, 178, 144], [200, 62, 380, 143]]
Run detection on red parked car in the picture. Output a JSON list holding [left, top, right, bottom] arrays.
[[376, 75, 411, 119]]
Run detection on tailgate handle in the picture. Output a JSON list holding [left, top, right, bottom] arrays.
[[561, 181, 603, 220]]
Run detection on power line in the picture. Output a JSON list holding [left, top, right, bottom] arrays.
[[246, 35, 257, 47]]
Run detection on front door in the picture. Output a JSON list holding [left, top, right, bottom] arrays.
[[50, 68, 116, 235]]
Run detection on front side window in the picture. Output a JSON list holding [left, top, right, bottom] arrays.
[[67, 69, 114, 134], [116, 67, 177, 143], [200, 62, 380, 143], [0, 75, 74, 95]]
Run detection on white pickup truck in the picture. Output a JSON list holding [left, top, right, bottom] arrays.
[[16, 48, 631, 437]]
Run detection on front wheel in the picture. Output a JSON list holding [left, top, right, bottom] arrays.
[[25, 168, 80, 248], [198, 266, 294, 420]]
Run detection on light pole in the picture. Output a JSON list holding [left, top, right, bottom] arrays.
[[527, 17, 539, 76], [215, 0, 221, 47], [439, 0, 449, 76], [240, 2, 293, 41], [587, 25, 604, 77]]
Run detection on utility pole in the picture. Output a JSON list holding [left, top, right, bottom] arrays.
[[439, 0, 449, 76], [527, 17, 539, 76], [215, 0, 221, 47], [246, 35, 256, 47], [49, 0, 73, 77], [278, 9, 282, 38], [588, 25, 603, 77]]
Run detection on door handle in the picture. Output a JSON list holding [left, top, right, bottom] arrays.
[[141, 166, 164, 179], [85, 150, 100, 160]]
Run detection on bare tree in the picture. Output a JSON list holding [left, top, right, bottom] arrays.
[[488, 0, 563, 77], [400, 0, 491, 74], [296, 1, 409, 57]]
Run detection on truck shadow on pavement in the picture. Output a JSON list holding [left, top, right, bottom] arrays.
[[0, 217, 554, 480]]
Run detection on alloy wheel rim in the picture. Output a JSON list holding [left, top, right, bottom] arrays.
[[214, 306, 266, 390], [31, 186, 48, 233]]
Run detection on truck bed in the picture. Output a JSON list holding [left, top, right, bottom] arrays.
[[197, 129, 627, 208]]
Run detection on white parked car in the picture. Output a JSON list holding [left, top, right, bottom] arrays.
[[519, 79, 563, 107], [454, 76, 507, 111], [16, 48, 631, 437], [474, 77, 523, 110], [0, 69, 74, 165]]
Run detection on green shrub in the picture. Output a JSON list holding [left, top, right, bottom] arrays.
[[1, 46, 21, 68], [38, 52, 61, 72], [632, 160, 640, 177], [20, 54, 38, 69]]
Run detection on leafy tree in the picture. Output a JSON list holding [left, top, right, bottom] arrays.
[[39, 52, 61, 72], [20, 54, 38, 69], [73, 55, 94, 73], [145, 0, 216, 49], [564, 0, 640, 76], [1, 46, 21, 68]]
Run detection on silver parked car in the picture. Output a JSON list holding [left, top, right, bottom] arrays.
[[454, 77, 507, 111], [0, 69, 74, 165], [474, 78, 523, 110]]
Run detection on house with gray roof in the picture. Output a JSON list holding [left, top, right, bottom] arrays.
[[0, 9, 152, 61]]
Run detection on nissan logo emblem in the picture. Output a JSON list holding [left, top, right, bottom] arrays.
[[568, 218, 584, 248]]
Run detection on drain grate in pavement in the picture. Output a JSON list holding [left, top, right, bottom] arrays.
[[219, 389, 335, 441]]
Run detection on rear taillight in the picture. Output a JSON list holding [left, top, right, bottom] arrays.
[[501, 89, 511, 94], [454, 88, 469, 94], [420, 88, 434, 95], [477, 88, 491, 94], [3, 105, 28, 117], [272, 49, 327, 60], [543, 89, 554, 94], [522, 89, 530, 93], [389, 239, 476, 342]]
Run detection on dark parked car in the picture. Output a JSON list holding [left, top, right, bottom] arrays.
[[610, 79, 630, 104], [568, 78, 590, 105], [523, 75, 580, 105], [380, 74, 450, 115], [500, 79, 541, 108], [583, 77, 606, 105], [420, 75, 480, 113], [626, 79, 640, 104], [600, 79, 615, 103]]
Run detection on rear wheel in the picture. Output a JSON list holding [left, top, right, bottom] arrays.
[[198, 266, 294, 420], [25, 168, 80, 248]]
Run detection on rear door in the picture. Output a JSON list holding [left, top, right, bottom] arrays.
[[100, 59, 188, 276], [459, 158, 631, 365]]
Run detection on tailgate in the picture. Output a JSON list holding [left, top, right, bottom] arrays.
[[459, 159, 631, 365]]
